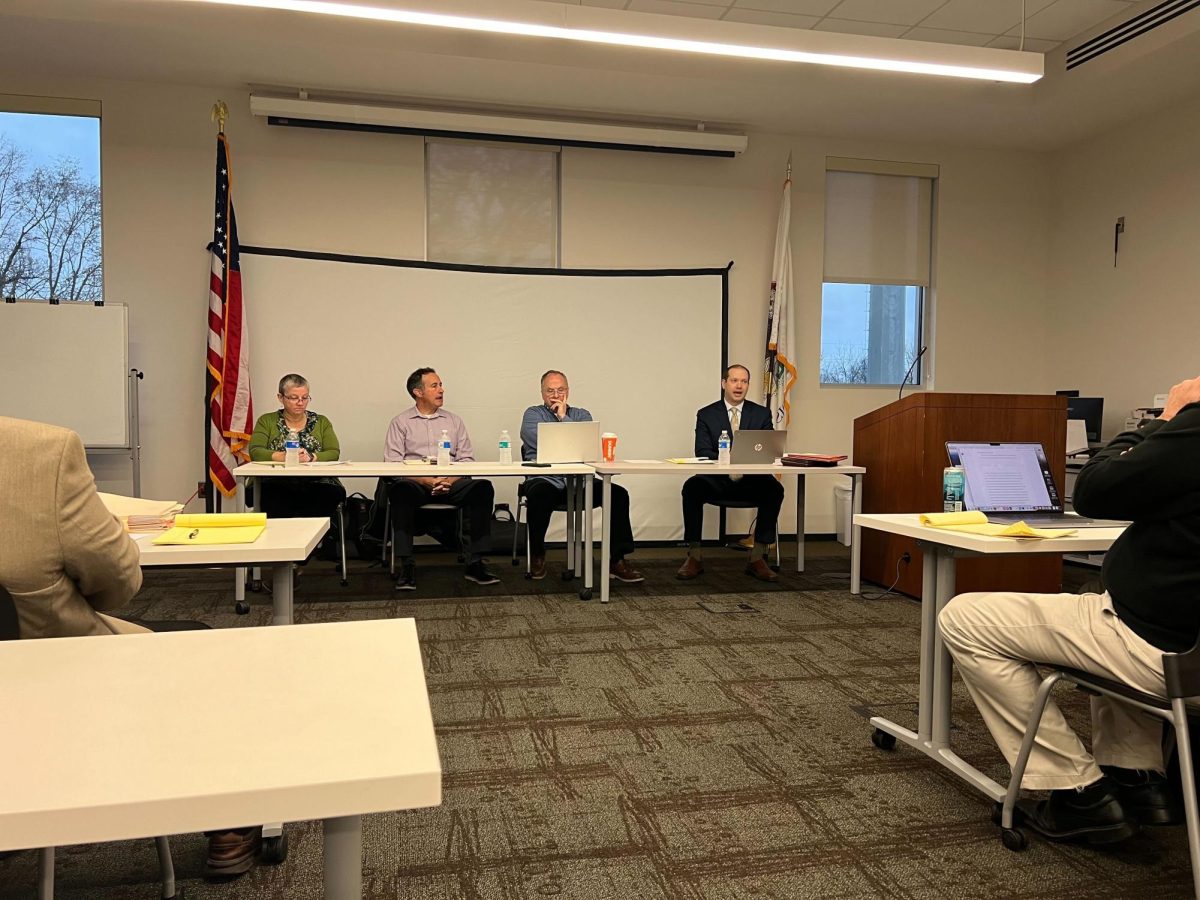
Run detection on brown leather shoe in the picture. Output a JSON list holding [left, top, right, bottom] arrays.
[[610, 559, 645, 583], [676, 555, 704, 580], [745, 558, 779, 582], [530, 555, 547, 580], [205, 826, 262, 877]]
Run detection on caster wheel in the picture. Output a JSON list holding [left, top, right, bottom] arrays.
[[579, 588, 592, 601], [511, 558, 521, 567], [260, 833, 288, 865], [235, 601, 251, 615], [248, 580, 263, 593], [1001, 828, 1028, 851], [871, 728, 896, 751], [524, 573, 533, 580], [340, 579, 349, 587]]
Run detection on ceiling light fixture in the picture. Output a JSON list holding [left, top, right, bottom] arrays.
[[185, 0, 1044, 84]]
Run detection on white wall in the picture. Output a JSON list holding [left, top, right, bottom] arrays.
[[1047, 93, 1200, 437], [0, 69, 1055, 532]]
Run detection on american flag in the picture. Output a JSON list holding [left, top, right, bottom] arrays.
[[207, 133, 252, 500]]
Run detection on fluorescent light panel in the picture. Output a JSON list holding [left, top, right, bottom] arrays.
[[187, 0, 1044, 84]]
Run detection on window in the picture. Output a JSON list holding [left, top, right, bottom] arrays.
[[820, 162, 936, 386], [0, 99, 102, 301], [425, 140, 560, 267]]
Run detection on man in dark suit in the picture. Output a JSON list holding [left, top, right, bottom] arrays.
[[677, 364, 784, 583]]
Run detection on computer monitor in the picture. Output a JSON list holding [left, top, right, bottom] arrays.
[[1066, 396, 1104, 443]]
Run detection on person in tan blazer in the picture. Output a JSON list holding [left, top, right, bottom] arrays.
[[0, 416, 147, 639]]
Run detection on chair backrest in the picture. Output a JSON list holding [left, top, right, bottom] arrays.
[[0, 585, 19, 641], [1163, 637, 1200, 699]]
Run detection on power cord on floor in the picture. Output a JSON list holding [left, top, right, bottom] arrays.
[[858, 553, 908, 601]]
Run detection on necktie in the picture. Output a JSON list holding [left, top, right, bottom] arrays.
[[730, 407, 740, 431]]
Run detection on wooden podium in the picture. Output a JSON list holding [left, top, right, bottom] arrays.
[[853, 393, 1068, 598]]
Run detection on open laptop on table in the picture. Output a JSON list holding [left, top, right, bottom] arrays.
[[731, 430, 786, 464], [537, 421, 600, 463], [945, 441, 1128, 528]]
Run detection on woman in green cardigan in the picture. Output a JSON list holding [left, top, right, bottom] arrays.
[[248, 373, 345, 523]]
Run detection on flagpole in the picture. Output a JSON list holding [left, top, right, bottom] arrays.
[[204, 102, 228, 512]]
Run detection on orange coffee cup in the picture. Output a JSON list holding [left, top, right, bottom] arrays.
[[601, 432, 617, 462]]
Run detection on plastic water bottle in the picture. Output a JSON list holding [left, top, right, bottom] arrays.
[[437, 429, 451, 467], [717, 430, 731, 466], [499, 430, 513, 464], [284, 430, 300, 467]]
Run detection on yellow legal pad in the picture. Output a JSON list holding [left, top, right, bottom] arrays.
[[918, 510, 1076, 540], [152, 512, 267, 545]]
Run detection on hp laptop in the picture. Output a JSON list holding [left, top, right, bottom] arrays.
[[537, 421, 600, 463], [731, 430, 786, 465], [945, 441, 1127, 528]]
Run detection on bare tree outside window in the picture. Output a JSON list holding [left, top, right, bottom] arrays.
[[0, 112, 102, 302]]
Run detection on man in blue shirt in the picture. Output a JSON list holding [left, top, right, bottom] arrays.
[[520, 370, 643, 584]]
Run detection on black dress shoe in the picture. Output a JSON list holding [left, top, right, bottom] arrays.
[[1019, 776, 1137, 845], [1103, 766, 1185, 826], [464, 561, 500, 585], [395, 561, 416, 592]]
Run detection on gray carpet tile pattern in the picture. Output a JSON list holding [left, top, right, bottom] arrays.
[[0, 550, 1192, 898]]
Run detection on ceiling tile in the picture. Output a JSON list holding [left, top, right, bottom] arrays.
[[1019, 0, 1135, 41], [902, 25, 995, 46], [922, 0, 1056, 35], [826, 0, 948, 27], [626, 0, 726, 17], [722, 9, 821, 28], [733, 0, 841, 15], [986, 34, 1061, 52], [814, 17, 909, 37]]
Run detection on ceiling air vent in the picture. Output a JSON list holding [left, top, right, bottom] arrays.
[[1067, 0, 1200, 69]]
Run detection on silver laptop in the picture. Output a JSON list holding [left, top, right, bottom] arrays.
[[945, 441, 1127, 528], [536, 421, 600, 463], [730, 430, 786, 464]]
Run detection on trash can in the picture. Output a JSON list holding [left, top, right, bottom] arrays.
[[833, 484, 852, 547]]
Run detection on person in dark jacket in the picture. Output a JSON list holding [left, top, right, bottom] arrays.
[[676, 364, 783, 583], [939, 375, 1200, 845]]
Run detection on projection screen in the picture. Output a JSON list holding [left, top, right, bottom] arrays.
[[241, 250, 728, 541]]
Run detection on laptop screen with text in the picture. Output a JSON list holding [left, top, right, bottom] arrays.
[[945, 442, 1062, 513]]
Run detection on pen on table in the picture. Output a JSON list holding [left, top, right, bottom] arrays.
[[187, 529, 200, 541]]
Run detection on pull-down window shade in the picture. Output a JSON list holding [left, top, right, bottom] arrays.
[[823, 171, 932, 286]]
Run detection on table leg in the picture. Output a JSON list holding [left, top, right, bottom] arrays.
[[565, 475, 576, 572], [849, 474, 863, 595], [573, 477, 584, 579], [271, 562, 294, 626], [323, 814, 362, 900], [583, 475, 593, 600], [234, 480, 246, 607], [794, 476, 806, 573], [38, 848, 53, 899], [867, 544, 1005, 801], [599, 475, 612, 604]]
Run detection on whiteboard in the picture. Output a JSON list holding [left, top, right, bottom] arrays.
[[241, 254, 726, 540], [0, 303, 129, 447]]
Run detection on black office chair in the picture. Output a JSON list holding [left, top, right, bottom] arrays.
[[256, 478, 350, 587], [0, 586, 182, 900], [998, 644, 1200, 899]]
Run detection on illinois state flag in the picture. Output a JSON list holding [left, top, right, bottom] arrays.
[[763, 172, 796, 427], [207, 132, 252, 498]]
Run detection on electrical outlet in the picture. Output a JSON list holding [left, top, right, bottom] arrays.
[[901, 552, 912, 564], [197, 481, 207, 501]]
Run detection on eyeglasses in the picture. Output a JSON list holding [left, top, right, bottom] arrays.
[[544, 388, 568, 396], [281, 395, 311, 403]]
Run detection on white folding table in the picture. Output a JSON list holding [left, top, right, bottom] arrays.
[[854, 512, 1125, 800], [135, 517, 328, 626], [232, 461, 596, 598], [0, 620, 441, 900], [590, 460, 865, 603]]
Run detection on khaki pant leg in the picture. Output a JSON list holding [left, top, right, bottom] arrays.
[[939, 590, 1165, 790]]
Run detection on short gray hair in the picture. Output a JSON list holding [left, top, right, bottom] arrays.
[[278, 374, 308, 396], [540, 370, 567, 387]]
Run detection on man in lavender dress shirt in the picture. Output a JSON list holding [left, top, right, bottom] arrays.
[[384, 368, 500, 591]]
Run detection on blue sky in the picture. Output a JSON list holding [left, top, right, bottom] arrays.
[[0, 111, 100, 184]]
